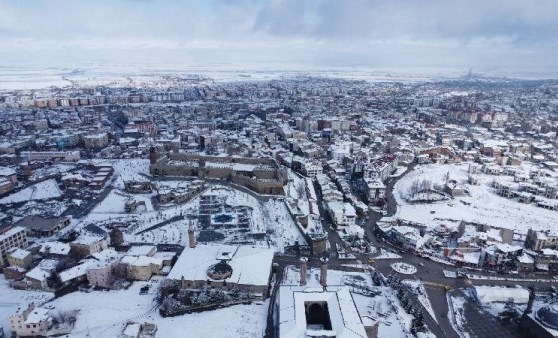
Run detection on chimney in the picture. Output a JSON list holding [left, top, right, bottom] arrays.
[[300, 257, 308, 286], [320, 257, 328, 288], [188, 221, 196, 248]]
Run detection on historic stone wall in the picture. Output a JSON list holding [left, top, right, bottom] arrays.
[[151, 153, 287, 195]]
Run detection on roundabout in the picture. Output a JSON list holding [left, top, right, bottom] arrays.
[[391, 262, 417, 275]]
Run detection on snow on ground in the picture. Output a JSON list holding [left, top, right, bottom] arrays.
[[83, 182, 302, 252], [92, 189, 155, 214], [133, 221, 186, 245], [264, 198, 306, 250], [394, 163, 557, 233], [447, 294, 471, 338], [391, 262, 417, 275], [156, 300, 269, 338], [389, 166, 408, 178], [0, 275, 54, 334], [0, 179, 62, 204], [44, 279, 267, 338], [30, 163, 76, 181], [403, 280, 437, 322], [93, 159, 151, 190], [375, 248, 402, 259]]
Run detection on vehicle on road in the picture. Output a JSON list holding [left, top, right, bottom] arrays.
[[419, 263, 424, 267]]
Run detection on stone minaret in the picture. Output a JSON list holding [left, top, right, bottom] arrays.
[[525, 286, 536, 314], [320, 257, 328, 288], [149, 146, 157, 165], [188, 221, 196, 248], [300, 257, 308, 286]]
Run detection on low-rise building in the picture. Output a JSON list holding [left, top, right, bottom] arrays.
[[167, 244, 274, 298], [278, 285, 376, 338], [9, 304, 50, 337], [70, 235, 108, 256], [7, 248, 33, 269], [14, 215, 70, 237]]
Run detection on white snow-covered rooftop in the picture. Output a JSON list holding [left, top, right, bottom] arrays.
[[40, 241, 71, 256], [475, 286, 529, 304], [126, 245, 156, 257], [278, 285, 367, 338], [24, 308, 49, 324], [167, 244, 274, 287], [59, 261, 90, 283], [25, 266, 50, 282], [8, 248, 31, 260]]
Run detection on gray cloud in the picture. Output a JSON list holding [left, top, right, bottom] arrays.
[[0, 0, 556, 72]]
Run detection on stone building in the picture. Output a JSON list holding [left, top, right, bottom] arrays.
[[150, 153, 287, 195]]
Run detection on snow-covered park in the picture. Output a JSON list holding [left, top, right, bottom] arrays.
[[78, 178, 304, 252]]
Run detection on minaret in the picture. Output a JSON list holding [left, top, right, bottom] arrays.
[[149, 146, 157, 165], [320, 257, 328, 288], [300, 257, 308, 286], [525, 286, 536, 314], [188, 221, 196, 248]]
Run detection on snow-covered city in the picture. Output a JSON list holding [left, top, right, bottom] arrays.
[[1, 1, 558, 338]]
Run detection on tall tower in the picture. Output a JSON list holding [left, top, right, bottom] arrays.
[[149, 146, 157, 165], [320, 257, 328, 288], [188, 221, 196, 248], [300, 257, 308, 286]]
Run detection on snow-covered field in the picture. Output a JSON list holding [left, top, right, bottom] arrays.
[[0, 179, 62, 204], [93, 159, 151, 190], [41, 279, 267, 338], [92, 189, 154, 214], [394, 163, 558, 233]]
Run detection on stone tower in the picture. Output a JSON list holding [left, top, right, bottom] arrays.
[[188, 221, 196, 248], [320, 257, 328, 288], [300, 257, 308, 286], [110, 228, 124, 247], [149, 146, 157, 165]]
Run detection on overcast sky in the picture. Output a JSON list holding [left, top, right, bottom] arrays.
[[1, 0, 557, 73]]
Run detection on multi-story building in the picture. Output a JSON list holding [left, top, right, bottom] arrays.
[[0, 226, 28, 266], [21, 151, 81, 162], [526, 229, 558, 252], [84, 132, 109, 149], [325, 201, 356, 228]]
